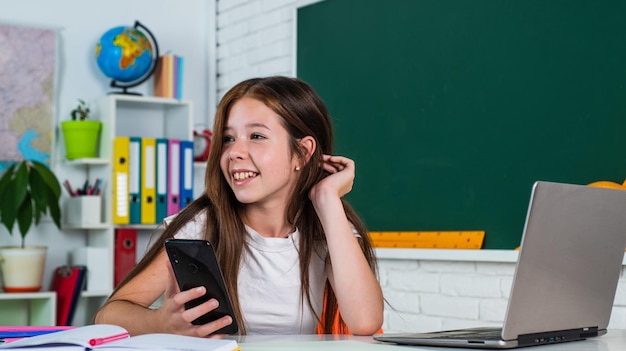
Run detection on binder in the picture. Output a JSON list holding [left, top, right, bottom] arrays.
[[180, 140, 194, 208], [112, 137, 130, 224], [141, 137, 156, 224], [129, 137, 142, 224], [167, 139, 181, 215], [114, 228, 137, 287], [50, 265, 87, 326], [155, 138, 168, 223]]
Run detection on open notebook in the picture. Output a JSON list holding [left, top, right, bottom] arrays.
[[375, 181, 626, 348], [0, 324, 239, 351]]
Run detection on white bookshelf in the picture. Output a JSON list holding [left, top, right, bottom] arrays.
[[63, 95, 193, 325], [0, 292, 56, 326]]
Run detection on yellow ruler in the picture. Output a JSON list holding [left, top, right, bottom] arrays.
[[369, 231, 485, 249]]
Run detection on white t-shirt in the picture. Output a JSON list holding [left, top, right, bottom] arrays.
[[169, 213, 328, 334]]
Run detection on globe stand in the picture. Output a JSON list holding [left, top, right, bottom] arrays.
[[105, 20, 159, 96], [108, 85, 143, 96]]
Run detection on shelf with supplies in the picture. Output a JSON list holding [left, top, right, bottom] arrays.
[[57, 95, 194, 326], [63, 158, 111, 166]]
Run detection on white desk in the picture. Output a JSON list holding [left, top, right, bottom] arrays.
[[234, 330, 626, 350]]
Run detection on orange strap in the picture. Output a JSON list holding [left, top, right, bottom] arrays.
[[316, 303, 350, 334]]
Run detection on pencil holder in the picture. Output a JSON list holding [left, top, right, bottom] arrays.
[[65, 196, 102, 226]]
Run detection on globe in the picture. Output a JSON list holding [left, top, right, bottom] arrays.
[[95, 22, 159, 94]]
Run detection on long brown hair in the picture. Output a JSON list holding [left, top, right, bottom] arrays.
[[111, 76, 378, 334]]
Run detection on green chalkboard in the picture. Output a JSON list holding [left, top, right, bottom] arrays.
[[296, 0, 626, 249]]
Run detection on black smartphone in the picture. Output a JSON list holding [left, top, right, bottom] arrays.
[[164, 239, 238, 334]]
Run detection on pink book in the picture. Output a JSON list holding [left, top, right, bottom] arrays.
[[0, 326, 74, 339], [173, 55, 179, 99]]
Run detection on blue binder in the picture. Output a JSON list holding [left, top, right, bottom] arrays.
[[129, 136, 142, 224], [155, 138, 168, 223], [179, 140, 194, 208]]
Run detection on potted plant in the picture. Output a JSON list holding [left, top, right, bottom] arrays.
[[0, 160, 62, 292], [61, 99, 102, 159]]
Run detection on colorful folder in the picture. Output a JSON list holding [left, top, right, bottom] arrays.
[[156, 138, 168, 223], [114, 228, 137, 287], [50, 266, 87, 326], [180, 140, 194, 208], [129, 137, 142, 224], [112, 137, 130, 224], [141, 137, 156, 224], [167, 139, 181, 216]]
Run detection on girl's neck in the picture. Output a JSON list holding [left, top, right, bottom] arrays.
[[243, 205, 293, 238]]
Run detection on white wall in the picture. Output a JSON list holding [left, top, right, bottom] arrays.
[[215, 0, 320, 99], [0, 0, 211, 289], [1, 0, 211, 127]]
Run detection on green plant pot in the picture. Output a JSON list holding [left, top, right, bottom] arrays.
[[61, 120, 102, 159]]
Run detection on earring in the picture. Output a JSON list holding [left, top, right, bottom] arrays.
[[295, 166, 301, 171]]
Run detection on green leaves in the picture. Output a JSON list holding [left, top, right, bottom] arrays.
[[31, 161, 61, 199], [0, 163, 18, 235], [70, 99, 90, 120], [30, 161, 62, 229], [0, 160, 62, 246]]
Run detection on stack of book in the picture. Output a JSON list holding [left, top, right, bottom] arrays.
[[153, 54, 184, 99]]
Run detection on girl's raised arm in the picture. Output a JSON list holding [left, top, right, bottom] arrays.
[[309, 155, 384, 335]]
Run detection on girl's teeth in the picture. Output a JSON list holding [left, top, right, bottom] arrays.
[[234, 172, 255, 180]]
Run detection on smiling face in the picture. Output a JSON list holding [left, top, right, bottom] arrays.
[[220, 97, 300, 208]]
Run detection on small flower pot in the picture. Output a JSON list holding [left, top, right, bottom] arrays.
[[61, 120, 102, 160]]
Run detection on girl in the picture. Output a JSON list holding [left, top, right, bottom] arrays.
[[95, 76, 384, 336]]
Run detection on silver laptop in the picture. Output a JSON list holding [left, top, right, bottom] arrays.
[[375, 181, 626, 348]]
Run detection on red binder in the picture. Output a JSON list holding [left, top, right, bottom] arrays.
[[114, 228, 137, 287], [50, 266, 86, 326]]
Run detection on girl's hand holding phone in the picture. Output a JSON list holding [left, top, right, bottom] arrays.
[[164, 239, 238, 335], [155, 262, 233, 337]]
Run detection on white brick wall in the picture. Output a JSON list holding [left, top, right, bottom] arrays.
[[379, 258, 626, 333], [216, 0, 317, 98], [214, 0, 626, 333]]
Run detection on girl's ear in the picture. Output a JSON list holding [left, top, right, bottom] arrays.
[[298, 136, 316, 165]]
